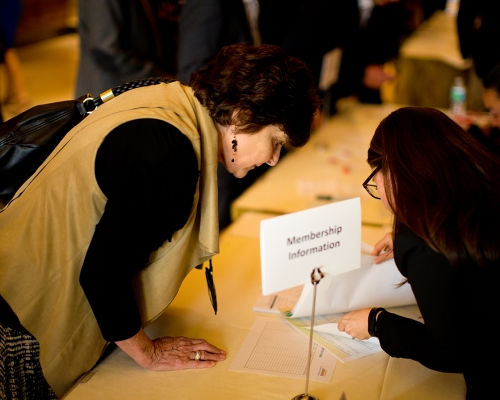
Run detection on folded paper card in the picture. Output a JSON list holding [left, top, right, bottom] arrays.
[[260, 198, 361, 295]]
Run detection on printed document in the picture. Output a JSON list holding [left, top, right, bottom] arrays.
[[285, 315, 382, 362], [230, 317, 337, 383]]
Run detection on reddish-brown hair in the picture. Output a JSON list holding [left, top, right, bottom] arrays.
[[189, 43, 322, 147], [368, 107, 500, 267]]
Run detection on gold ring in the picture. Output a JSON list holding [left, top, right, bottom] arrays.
[[195, 350, 202, 361]]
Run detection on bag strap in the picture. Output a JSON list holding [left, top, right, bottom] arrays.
[[80, 77, 176, 115]]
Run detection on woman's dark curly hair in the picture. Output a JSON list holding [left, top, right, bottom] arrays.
[[190, 43, 322, 147]]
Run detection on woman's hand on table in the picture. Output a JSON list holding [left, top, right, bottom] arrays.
[[337, 308, 372, 340], [372, 232, 394, 264], [116, 328, 226, 371]]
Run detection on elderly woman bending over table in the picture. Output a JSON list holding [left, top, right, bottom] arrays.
[[0, 43, 321, 396]]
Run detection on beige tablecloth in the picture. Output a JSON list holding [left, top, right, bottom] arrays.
[[62, 212, 466, 399]]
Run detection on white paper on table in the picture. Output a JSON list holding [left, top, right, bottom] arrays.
[[309, 323, 380, 344], [229, 317, 337, 382], [285, 317, 382, 363], [260, 198, 361, 295], [253, 285, 304, 314], [308, 329, 382, 362], [287, 257, 416, 318]]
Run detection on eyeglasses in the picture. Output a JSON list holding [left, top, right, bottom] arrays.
[[205, 259, 217, 315], [362, 165, 381, 200]]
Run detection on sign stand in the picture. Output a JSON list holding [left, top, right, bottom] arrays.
[[292, 267, 324, 400]]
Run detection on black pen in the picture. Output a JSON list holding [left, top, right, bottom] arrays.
[[269, 295, 277, 309]]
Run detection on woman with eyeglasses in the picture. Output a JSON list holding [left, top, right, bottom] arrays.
[[0, 43, 321, 396], [338, 106, 500, 399]]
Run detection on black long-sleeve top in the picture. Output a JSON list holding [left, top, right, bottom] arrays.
[[377, 225, 500, 398], [79, 119, 199, 342]]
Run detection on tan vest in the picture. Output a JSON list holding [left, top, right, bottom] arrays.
[[0, 82, 219, 395]]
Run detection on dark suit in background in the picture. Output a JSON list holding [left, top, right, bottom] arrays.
[[457, 0, 500, 80], [76, 0, 179, 96], [259, 0, 359, 89], [178, 0, 251, 85]]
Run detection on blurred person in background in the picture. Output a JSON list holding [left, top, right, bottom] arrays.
[[458, 0, 500, 81], [482, 64, 500, 130], [178, 0, 252, 85], [76, 0, 180, 97], [450, 63, 500, 154], [259, 0, 437, 111], [0, 0, 29, 117], [466, 63, 500, 154]]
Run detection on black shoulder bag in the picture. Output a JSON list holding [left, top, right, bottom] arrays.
[[0, 77, 174, 202]]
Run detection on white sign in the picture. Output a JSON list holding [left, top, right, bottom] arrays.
[[260, 198, 361, 295]]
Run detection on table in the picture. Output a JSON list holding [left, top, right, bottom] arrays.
[[394, 10, 484, 111], [231, 103, 396, 228], [62, 212, 466, 400]]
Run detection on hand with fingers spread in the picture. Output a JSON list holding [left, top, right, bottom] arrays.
[[116, 328, 226, 371], [372, 232, 394, 264]]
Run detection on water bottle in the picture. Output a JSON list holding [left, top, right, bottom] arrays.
[[450, 76, 466, 116], [445, 0, 459, 15]]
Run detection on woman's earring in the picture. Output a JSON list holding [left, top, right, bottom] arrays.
[[231, 136, 237, 162]]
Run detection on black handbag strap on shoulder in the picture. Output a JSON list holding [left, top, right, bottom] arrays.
[[83, 77, 176, 114], [0, 77, 176, 202]]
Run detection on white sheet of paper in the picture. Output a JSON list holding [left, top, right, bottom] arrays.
[[309, 323, 380, 344], [260, 198, 361, 295], [287, 257, 416, 318], [253, 285, 304, 314], [229, 317, 337, 383], [254, 244, 412, 316], [285, 317, 382, 363], [310, 329, 382, 362]]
